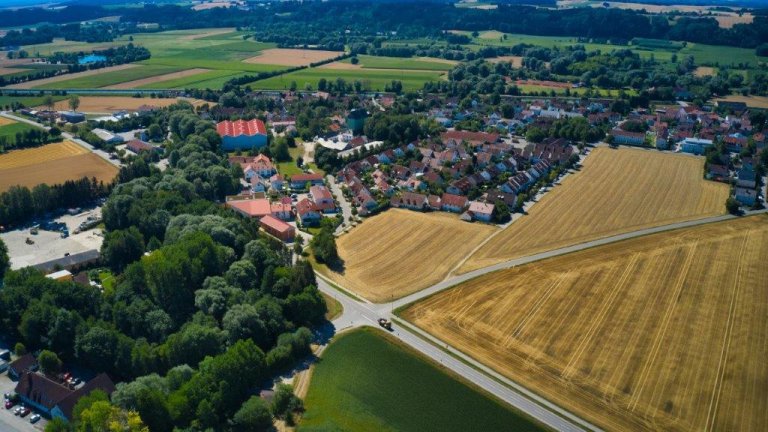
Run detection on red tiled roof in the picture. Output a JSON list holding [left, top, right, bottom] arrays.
[[291, 173, 324, 182], [217, 119, 267, 137], [227, 198, 271, 218], [441, 193, 468, 208], [296, 198, 319, 216], [259, 215, 293, 234]]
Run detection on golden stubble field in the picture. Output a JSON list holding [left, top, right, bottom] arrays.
[[323, 209, 498, 302], [404, 215, 768, 432], [244, 49, 342, 67], [458, 147, 729, 274], [44, 96, 209, 113], [0, 141, 118, 192]]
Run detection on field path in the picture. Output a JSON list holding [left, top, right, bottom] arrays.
[[103, 68, 210, 89]]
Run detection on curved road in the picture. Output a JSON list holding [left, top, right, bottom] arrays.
[[317, 209, 767, 432]]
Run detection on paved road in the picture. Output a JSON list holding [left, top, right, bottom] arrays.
[[326, 175, 354, 235], [316, 209, 768, 432], [0, 112, 121, 168]]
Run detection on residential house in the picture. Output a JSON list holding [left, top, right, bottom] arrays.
[[468, 201, 495, 222], [270, 202, 293, 220], [485, 189, 517, 207], [310, 185, 337, 213], [296, 198, 322, 226], [126, 139, 159, 154], [681, 137, 714, 155], [441, 193, 468, 213], [734, 187, 757, 206], [290, 173, 324, 189], [610, 128, 645, 146], [269, 174, 284, 191], [736, 166, 757, 188], [708, 164, 730, 182], [394, 192, 428, 210]]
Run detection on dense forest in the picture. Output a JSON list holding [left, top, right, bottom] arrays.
[[0, 101, 326, 430], [1, 2, 767, 49]]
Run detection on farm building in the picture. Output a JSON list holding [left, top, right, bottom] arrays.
[[217, 119, 268, 151], [259, 215, 295, 242], [92, 129, 124, 145], [126, 140, 160, 154], [60, 111, 85, 123]]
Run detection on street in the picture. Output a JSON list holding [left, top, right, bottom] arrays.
[[316, 208, 768, 432]]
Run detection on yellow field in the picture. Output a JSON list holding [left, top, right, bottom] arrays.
[[404, 215, 768, 432], [458, 148, 729, 273], [0, 141, 117, 192], [323, 209, 497, 302], [0, 117, 15, 127], [717, 95, 768, 109], [0, 141, 86, 170]]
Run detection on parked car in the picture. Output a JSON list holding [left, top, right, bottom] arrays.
[[19, 407, 30, 417], [30, 414, 41, 424], [4, 400, 14, 409], [14, 405, 23, 415]]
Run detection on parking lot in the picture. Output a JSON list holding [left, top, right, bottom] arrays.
[[1, 375, 46, 432], [1, 207, 104, 270]]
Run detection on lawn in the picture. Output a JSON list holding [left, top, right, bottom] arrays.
[[0, 121, 40, 145], [138, 69, 245, 89], [404, 215, 768, 432], [0, 95, 66, 109], [321, 293, 343, 321], [251, 67, 445, 92], [299, 328, 544, 432]]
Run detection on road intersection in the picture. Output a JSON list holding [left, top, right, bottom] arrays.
[[316, 209, 767, 432]]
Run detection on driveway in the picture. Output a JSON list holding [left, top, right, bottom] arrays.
[[326, 175, 353, 234]]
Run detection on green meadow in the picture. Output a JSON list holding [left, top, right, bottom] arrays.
[[343, 55, 456, 71], [251, 67, 445, 92], [35, 64, 183, 89], [299, 328, 544, 432]]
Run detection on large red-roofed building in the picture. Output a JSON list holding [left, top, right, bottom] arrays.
[[217, 119, 268, 151], [259, 215, 295, 242]]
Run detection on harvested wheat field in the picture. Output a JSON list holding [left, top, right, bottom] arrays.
[[488, 56, 524, 68], [46, 96, 207, 113], [104, 68, 210, 89], [0, 117, 15, 127], [717, 95, 768, 109], [404, 215, 768, 432], [324, 209, 497, 302], [244, 48, 342, 66], [0, 141, 117, 191], [458, 148, 729, 274], [5, 64, 138, 89], [694, 66, 716, 77]]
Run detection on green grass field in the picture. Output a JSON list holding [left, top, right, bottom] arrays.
[[136, 69, 242, 89], [0, 95, 66, 109], [0, 121, 40, 144], [343, 55, 455, 71], [299, 328, 544, 432], [35, 64, 184, 89], [252, 68, 444, 92]]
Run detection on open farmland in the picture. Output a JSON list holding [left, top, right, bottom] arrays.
[[252, 67, 445, 92], [45, 96, 206, 113], [5, 64, 140, 89], [322, 209, 497, 302], [331, 55, 456, 71], [404, 215, 768, 432], [0, 118, 39, 145], [244, 48, 343, 66], [299, 328, 543, 432], [458, 148, 729, 274], [104, 68, 211, 89], [716, 94, 768, 109], [34, 64, 184, 89], [0, 141, 118, 192]]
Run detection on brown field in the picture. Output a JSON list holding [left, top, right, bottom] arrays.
[[717, 94, 768, 109], [694, 66, 716, 77], [103, 68, 210, 89], [459, 148, 729, 274], [322, 209, 497, 302], [244, 49, 343, 67], [0, 117, 15, 127], [5, 64, 138, 89], [44, 96, 208, 113], [488, 56, 523, 68], [0, 141, 117, 192], [404, 215, 768, 432], [191, 2, 236, 11]]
